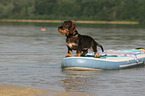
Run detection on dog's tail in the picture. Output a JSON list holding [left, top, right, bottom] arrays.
[[96, 42, 104, 52]]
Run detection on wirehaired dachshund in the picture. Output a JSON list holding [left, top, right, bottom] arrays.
[[58, 20, 104, 58]]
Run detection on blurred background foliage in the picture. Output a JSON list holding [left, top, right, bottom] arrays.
[[0, 0, 145, 24]]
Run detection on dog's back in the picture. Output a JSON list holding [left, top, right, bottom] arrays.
[[79, 35, 104, 52]]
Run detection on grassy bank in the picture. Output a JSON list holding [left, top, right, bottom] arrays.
[[0, 19, 139, 24]]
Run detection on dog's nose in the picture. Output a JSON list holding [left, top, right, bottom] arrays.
[[58, 27, 61, 30]]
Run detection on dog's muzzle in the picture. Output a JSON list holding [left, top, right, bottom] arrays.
[[58, 28, 68, 35]]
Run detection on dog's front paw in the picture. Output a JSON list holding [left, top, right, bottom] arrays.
[[74, 55, 80, 57], [74, 53, 81, 57], [65, 54, 72, 57], [94, 52, 100, 58], [95, 55, 100, 58]]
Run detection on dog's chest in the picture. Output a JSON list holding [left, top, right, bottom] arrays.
[[66, 42, 77, 48], [66, 37, 78, 49]]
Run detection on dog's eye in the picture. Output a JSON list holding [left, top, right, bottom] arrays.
[[64, 23, 68, 25]]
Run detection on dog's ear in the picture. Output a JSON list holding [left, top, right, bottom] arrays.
[[69, 21, 77, 34]]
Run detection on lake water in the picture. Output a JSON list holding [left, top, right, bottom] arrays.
[[0, 22, 145, 96]]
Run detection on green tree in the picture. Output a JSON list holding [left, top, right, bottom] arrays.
[[0, 0, 145, 24], [0, 2, 14, 18]]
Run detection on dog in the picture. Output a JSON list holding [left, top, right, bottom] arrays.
[[58, 20, 104, 58]]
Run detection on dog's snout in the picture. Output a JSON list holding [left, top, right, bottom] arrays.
[[58, 26, 62, 30]]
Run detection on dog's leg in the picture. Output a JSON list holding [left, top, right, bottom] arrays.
[[65, 46, 72, 57], [92, 43, 100, 58], [94, 52, 100, 58], [75, 45, 82, 57], [81, 50, 88, 56]]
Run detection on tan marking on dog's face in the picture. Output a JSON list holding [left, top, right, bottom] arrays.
[[58, 29, 69, 35]]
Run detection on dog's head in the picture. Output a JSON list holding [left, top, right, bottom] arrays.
[[58, 20, 77, 35]]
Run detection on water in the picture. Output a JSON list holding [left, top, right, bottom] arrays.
[[0, 22, 145, 96]]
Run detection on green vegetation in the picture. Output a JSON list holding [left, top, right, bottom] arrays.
[[0, 0, 145, 24]]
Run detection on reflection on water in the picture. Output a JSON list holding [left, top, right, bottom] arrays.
[[0, 22, 145, 96], [61, 68, 145, 96], [61, 70, 95, 92]]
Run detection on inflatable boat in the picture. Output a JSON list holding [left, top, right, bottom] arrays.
[[61, 49, 145, 70]]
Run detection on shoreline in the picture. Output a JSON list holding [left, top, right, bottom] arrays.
[[0, 19, 139, 24], [0, 84, 91, 96]]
